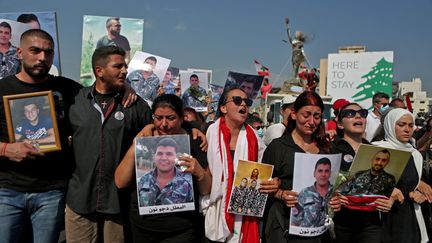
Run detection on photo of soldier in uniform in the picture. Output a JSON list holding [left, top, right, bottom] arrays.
[[180, 71, 209, 112], [338, 144, 411, 211], [0, 11, 62, 76], [0, 19, 31, 79], [223, 71, 264, 101], [227, 160, 273, 217], [127, 51, 171, 104], [135, 135, 195, 215], [289, 153, 341, 236]]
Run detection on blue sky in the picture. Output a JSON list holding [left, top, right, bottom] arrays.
[[2, 0, 432, 92]]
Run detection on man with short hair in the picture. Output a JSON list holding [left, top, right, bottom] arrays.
[[240, 77, 256, 100], [0, 21, 20, 79], [15, 100, 55, 144], [182, 74, 208, 109], [0, 29, 82, 243], [137, 137, 193, 206], [161, 67, 177, 95], [390, 97, 406, 109], [96, 17, 131, 63], [340, 149, 396, 197], [263, 94, 296, 146], [365, 92, 390, 141], [65, 45, 152, 242], [126, 56, 160, 103], [291, 157, 333, 227]]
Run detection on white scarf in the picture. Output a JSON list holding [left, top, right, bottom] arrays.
[[372, 108, 428, 243], [200, 118, 264, 242]]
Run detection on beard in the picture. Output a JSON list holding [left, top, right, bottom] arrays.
[[105, 79, 125, 94], [22, 62, 50, 79]]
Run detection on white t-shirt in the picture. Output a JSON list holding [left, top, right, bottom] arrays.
[[365, 111, 381, 142], [263, 123, 286, 146]]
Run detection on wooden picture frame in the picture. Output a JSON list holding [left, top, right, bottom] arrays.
[[3, 91, 61, 153]]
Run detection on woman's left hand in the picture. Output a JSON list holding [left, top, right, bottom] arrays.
[[259, 177, 280, 195], [179, 155, 205, 180], [329, 194, 342, 212], [374, 197, 393, 212], [122, 83, 138, 107], [410, 190, 427, 204], [417, 180, 432, 203], [191, 128, 208, 152]]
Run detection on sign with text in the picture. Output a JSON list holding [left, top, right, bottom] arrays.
[[326, 51, 393, 110]]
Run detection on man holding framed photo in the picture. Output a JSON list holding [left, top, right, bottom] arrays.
[[0, 29, 82, 243]]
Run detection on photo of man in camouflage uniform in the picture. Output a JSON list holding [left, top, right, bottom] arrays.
[[340, 149, 396, 197], [138, 137, 193, 206], [291, 157, 333, 227]]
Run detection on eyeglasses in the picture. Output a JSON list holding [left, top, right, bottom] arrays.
[[224, 96, 253, 107], [340, 109, 368, 119]]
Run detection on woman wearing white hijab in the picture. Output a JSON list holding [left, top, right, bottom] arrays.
[[373, 108, 430, 243]]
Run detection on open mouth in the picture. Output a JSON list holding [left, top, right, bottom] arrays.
[[353, 121, 364, 126], [239, 107, 247, 114]]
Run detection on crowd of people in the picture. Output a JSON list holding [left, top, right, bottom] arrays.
[[1, 29, 432, 243]]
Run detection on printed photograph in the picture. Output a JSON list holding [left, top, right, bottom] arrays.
[[3, 91, 61, 153], [289, 153, 341, 237], [227, 160, 274, 217], [0, 11, 62, 76], [180, 71, 209, 112], [337, 144, 411, 211], [0, 18, 31, 79], [80, 15, 144, 86], [161, 66, 180, 95], [134, 134, 195, 215], [127, 51, 171, 103], [209, 83, 224, 114], [223, 71, 264, 101]]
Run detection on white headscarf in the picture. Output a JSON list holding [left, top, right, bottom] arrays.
[[372, 108, 428, 243]]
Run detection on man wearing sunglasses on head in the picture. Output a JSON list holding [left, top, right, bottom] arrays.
[[365, 92, 390, 142]]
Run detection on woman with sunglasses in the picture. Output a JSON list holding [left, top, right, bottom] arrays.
[[331, 103, 394, 243], [262, 91, 341, 243], [114, 94, 212, 243], [202, 87, 266, 243], [372, 108, 431, 243]]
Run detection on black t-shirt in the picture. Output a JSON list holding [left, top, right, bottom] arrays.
[[129, 135, 208, 235], [0, 75, 82, 192]]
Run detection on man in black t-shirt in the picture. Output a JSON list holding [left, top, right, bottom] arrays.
[[96, 17, 131, 64], [0, 29, 82, 243]]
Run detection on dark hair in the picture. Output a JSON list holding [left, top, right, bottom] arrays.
[[375, 149, 391, 160], [145, 56, 157, 63], [20, 29, 54, 47], [156, 137, 178, 151], [106, 17, 120, 29], [241, 76, 260, 90], [190, 74, 198, 80], [17, 14, 40, 25], [389, 98, 405, 108], [183, 107, 204, 123], [336, 102, 363, 138], [426, 117, 432, 132], [0, 21, 11, 31], [373, 92, 390, 104], [91, 45, 125, 75], [283, 91, 329, 152], [216, 87, 246, 118], [152, 94, 184, 118], [315, 157, 331, 170], [166, 66, 174, 73]]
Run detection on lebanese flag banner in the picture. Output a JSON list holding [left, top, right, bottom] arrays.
[[254, 60, 270, 76], [405, 95, 413, 113]]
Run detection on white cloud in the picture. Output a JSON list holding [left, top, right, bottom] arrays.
[[174, 22, 187, 31]]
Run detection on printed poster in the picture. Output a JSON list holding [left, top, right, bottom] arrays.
[[227, 160, 273, 217], [80, 15, 144, 86], [135, 135, 194, 215], [180, 71, 209, 112], [338, 144, 411, 211], [224, 71, 264, 101], [290, 153, 341, 237], [326, 51, 393, 110]]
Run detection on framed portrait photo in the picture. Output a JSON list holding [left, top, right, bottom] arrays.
[[2, 91, 61, 153]]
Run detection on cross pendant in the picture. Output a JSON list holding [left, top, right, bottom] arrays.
[[101, 101, 107, 109]]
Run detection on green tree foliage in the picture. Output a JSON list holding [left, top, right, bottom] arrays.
[[352, 58, 393, 109], [80, 33, 94, 87]]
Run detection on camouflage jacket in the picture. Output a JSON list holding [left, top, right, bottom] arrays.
[[340, 169, 396, 197], [126, 70, 160, 102], [0, 44, 19, 79]]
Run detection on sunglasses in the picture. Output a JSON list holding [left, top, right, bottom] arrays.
[[340, 109, 368, 119], [225, 96, 253, 107]]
